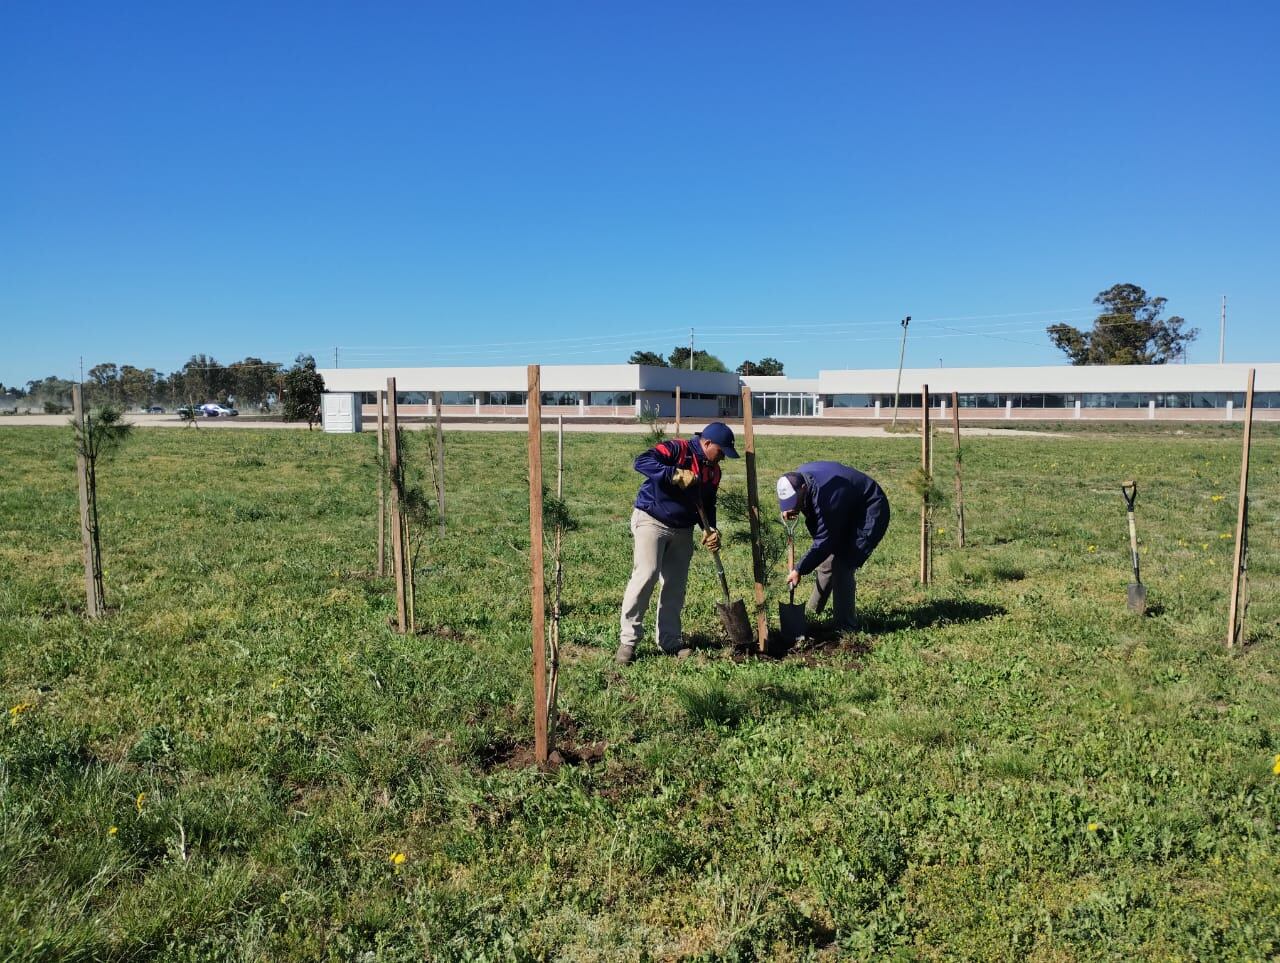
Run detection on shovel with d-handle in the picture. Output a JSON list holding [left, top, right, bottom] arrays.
[[1121, 480, 1147, 614], [778, 517, 807, 647], [694, 501, 754, 648]]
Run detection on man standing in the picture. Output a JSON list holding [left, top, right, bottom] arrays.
[[776, 462, 890, 631], [617, 422, 739, 663]]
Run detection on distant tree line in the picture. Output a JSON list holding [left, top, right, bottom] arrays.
[[4, 354, 323, 416], [628, 346, 784, 376]]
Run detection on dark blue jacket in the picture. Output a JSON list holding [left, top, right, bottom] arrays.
[[794, 461, 890, 575], [633, 437, 719, 530]]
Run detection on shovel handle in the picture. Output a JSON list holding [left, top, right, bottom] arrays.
[[787, 535, 796, 604], [1121, 481, 1141, 582], [695, 501, 732, 605], [1121, 480, 1138, 512]]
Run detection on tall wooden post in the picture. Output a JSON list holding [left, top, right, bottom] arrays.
[[527, 365, 549, 763], [376, 389, 386, 577], [386, 378, 408, 632], [951, 390, 965, 549], [72, 385, 102, 618], [433, 390, 446, 533], [920, 384, 931, 585], [675, 386, 681, 436], [740, 386, 769, 651], [1227, 369, 1256, 648]]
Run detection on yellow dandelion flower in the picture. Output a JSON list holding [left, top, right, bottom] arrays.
[[1219, 533, 1232, 540], [108, 826, 118, 836], [8, 702, 32, 720], [1087, 822, 1099, 832], [1087, 545, 1097, 553], [1211, 494, 1224, 502], [1272, 755, 1280, 776], [390, 851, 407, 866], [1200, 543, 1210, 551], [135, 792, 147, 813]]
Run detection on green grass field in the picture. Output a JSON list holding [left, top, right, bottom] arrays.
[[1, 425, 1278, 961]]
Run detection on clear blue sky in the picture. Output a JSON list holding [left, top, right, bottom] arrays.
[[3, 1, 1278, 387]]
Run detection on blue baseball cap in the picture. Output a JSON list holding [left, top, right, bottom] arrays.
[[697, 422, 739, 458], [777, 472, 806, 512]]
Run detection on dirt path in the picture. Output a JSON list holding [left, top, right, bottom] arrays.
[[0, 413, 1058, 437]]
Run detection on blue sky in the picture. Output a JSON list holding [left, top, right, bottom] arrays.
[[3, 1, 1278, 386]]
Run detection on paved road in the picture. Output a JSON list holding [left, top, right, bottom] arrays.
[[0, 413, 1056, 437]]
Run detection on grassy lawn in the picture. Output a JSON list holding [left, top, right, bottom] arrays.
[[1, 425, 1277, 961]]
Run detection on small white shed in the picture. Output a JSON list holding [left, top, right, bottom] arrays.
[[321, 393, 363, 433]]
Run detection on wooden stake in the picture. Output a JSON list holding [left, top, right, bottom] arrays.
[[72, 385, 102, 618], [433, 390, 446, 533], [376, 390, 386, 577], [740, 386, 769, 652], [386, 378, 408, 633], [921, 384, 931, 585], [1227, 368, 1255, 648], [675, 385, 681, 437], [951, 390, 965, 549], [527, 365, 549, 763]]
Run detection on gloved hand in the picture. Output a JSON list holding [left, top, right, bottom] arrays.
[[701, 528, 721, 552], [671, 468, 698, 489]]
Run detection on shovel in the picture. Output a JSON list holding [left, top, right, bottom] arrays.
[[778, 520, 807, 647], [695, 502, 754, 648], [1121, 480, 1147, 615]]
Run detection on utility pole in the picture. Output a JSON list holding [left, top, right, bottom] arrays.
[[334, 347, 340, 369], [689, 328, 694, 370], [1219, 296, 1226, 364], [891, 316, 911, 427]]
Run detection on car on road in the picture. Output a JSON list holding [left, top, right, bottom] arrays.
[[199, 404, 239, 418], [145, 405, 165, 414]]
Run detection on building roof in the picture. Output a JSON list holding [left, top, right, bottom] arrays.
[[318, 364, 741, 394], [816, 363, 1279, 394]]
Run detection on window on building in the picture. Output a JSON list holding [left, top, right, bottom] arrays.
[[541, 391, 580, 406], [589, 391, 635, 406], [484, 391, 527, 405]]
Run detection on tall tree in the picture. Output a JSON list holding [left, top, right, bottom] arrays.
[[119, 365, 158, 407], [737, 357, 785, 376], [179, 354, 229, 403], [1048, 284, 1198, 365], [86, 363, 121, 404], [667, 346, 728, 372], [228, 357, 281, 409], [628, 350, 668, 367], [282, 354, 325, 428]]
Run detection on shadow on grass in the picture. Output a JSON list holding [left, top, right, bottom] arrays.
[[861, 598, 1006, 632]]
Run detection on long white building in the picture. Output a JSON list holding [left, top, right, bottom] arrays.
[[319, 362, 1280, 424]]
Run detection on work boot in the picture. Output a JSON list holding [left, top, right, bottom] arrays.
[[661, 646, 693, 659], [614, 643, 637, 665]]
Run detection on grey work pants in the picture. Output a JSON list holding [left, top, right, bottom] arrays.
[[808, 555, 858, 630], [619, 508, 695, 653]]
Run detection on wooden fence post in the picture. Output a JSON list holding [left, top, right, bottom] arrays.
[[740, 386, 769, 652], [433, 390, 446, 533], [386, 378, 408, 632], [1227, 368, 1256, 648], [72, 384, 102, 618], [376, 390, 386, 577], [527, 365, 549, 763], [951, 390, 965, 549], [921, 384, 931, 586]]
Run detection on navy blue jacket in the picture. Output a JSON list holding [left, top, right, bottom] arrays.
[[633, 437, 719, 529], [793, 461, 890, 575]]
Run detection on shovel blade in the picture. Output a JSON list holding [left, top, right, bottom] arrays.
[[1127, 582, 1147, 615], [778, 602, 808, 646], [716, 599, 754, 648]]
